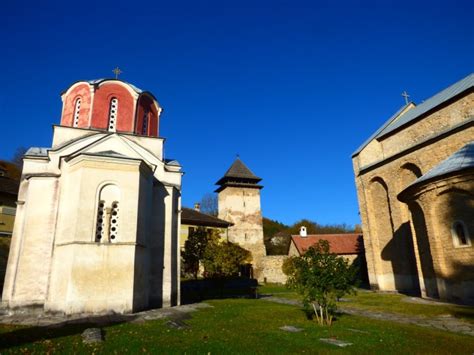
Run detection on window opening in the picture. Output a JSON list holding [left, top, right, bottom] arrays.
[[452, 221, 470, 247], [73, 98, 81, 127], [110, 201, 119, 240], [108, 98, 118, 132], [142, 109, 149, 135], [95, 200, 105, 242]]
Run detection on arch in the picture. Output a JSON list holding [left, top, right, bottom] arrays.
[[60, 82, 91, 127], [370, 175, 420, 293], [407, 201, 439, 298], [95, 184, 121, 243], [90, 83, 135, 132], [400, 162, 422, 180], [437, 187, 474, 197], [135, 93, 160, 137], [97, 79, 140, 98]]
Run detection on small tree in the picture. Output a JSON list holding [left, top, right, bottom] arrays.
[[182, 227, 219, 279], [200, 193, 218, 216], [283, 240, 358, 326], [202, 240, 251, 278]]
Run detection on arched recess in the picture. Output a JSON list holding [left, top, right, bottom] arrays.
[[407, 201, 439, 298], [95, 184, 121, 243], [395, 162, 423, 294], [368, 177, 395, 289]]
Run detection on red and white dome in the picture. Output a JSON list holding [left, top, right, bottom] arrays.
[[60, 79, 162, 137]]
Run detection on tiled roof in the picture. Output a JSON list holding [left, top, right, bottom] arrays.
[[353, 73, 474, 157], [219, 158, 261, 182], [181, 207, 233, 228], [0, 177, 20, 196], [399, 142, 474, 199], [290, 234, 364, 255], [215, 158, 263, 192]]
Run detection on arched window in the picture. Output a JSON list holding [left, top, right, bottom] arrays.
[[142, 109, 149, 135], [95, 184, 120, 243], [108, 98, 118, 132], [73, 98, 81, 127], [452, 221, 471, 247]]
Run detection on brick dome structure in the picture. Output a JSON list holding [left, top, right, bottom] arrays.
[[60, 79, 162, 137]]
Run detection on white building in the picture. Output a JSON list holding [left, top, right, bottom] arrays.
[[2, 78, 182, 314]]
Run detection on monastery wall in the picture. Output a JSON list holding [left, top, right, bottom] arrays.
[[259, 256, 287, 284]]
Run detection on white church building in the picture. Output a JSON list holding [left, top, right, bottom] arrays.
[[2, 78, 182, 314]]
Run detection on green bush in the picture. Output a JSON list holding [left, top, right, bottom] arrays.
[[283, 239, 358, 326]]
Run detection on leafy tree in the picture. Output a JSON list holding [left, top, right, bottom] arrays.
[[263, 217, 288, 240], [200, 193, 218, 216], [182, 227, 219, 279], [202, 240, 251, 278], [283, 240, 358, 326], [263, 217, 289, 255]]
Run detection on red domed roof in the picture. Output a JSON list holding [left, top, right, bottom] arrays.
[[60, 79, 161, 137]]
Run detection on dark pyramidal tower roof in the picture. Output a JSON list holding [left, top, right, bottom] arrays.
[[215, 158, 263, 192]]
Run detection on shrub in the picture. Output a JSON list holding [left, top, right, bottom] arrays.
[[283, 240, 358, 326]]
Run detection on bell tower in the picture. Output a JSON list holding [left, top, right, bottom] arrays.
[[216, 158, 266, 276]]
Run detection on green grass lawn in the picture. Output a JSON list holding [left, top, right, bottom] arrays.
[[1, 298, 473, 354], [259, 283, 474, 324]]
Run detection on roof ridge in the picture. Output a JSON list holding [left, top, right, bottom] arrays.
[[353, 73, 474, 157]]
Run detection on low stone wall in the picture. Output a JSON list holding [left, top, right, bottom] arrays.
[[260, 256, 288, 284]]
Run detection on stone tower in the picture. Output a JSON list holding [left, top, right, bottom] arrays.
[[216, 158, 266, 278]]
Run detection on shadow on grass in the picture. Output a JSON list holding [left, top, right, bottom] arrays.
[[0, 314, 135, 350], [181, 278, 258, 305]]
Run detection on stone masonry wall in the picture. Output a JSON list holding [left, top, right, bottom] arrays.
[[260, 256, 287, 284], [353, 90, 473, 296]]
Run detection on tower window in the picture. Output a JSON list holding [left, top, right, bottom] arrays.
[[142, 109, 149, 135], [452, 221, 471, 247], [108, 98, 118, 132], [73, 98, 81, 127]]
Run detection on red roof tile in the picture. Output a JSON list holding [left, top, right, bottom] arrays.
[[290, 234, 364, 255]]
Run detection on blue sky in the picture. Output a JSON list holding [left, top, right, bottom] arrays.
[[1, 0, 473, 226]]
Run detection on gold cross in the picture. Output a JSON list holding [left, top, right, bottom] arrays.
[[401, 91, 410, 105], [112, 67, 122, 79]]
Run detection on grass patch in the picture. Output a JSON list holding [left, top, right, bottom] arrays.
[[1, 298, 473, 353], [259, 283, 474, 324], [343, 291, 474, 324]]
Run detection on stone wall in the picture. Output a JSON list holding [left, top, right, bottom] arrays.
[[260, 256, 288, 284], [353, 89, 474, 298]]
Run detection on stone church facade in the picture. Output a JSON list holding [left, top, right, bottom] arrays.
[[2, 79, 182, 314], [353, 73, 473, 304]]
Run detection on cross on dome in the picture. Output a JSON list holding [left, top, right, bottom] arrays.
[[112, 67, 123, 79]]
